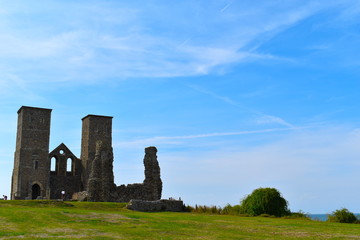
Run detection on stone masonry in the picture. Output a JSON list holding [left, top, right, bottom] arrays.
[[127, 199, 184, 212], [87, 140, 116, 202], [11, 106, 163, 203], [11, 106, 52, 200], [113, 147, 162, 202]]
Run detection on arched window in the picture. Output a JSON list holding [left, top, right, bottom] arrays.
[[66, 158, 72, 172], [51, 157, 56, 172]]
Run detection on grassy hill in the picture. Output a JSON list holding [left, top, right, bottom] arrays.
[[0, 200, 360, 239]]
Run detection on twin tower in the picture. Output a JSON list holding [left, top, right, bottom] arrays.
[[11, 106, 162, 201]]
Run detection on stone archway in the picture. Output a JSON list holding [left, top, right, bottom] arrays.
[[32, 184, 41, 199]]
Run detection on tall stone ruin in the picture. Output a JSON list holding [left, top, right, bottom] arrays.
[[113, 147, 162, 202], [11, 106, 52, 200], [143, 147, 162, 200], [10, 106, 163, 202], [87, 140, 116, 202]]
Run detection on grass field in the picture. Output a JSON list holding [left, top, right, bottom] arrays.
[[1, 201, 360, 239]]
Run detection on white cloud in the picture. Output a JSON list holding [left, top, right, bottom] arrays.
[[0, 31, 80, 58], [0, 0, 339, 84], [115, 126, 306, 151], [158, 126, 360, 212], [0, 73, 43, 100], [186, 84, 237, 105], [256, 114, 295, 128]]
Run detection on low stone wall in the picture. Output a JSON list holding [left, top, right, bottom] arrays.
[[114, 183, 145, 202], [127, 199, 184, 212]]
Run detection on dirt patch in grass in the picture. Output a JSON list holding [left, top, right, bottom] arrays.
[[0, 216, 18, 232], [1, 232, 123, 239], [63, 212, 132, 223], [270, 230, 360, 239]]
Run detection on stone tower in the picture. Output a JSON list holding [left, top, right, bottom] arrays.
[[80, 115, 113, 190], [87, 140, 115, 202], [11, 106, 52, 200]]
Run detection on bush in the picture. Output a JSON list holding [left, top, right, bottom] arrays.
[[184, 205, 194, 212], [221, 204, 242, 215], [283, 210, 310, 220], [327, 208, 358, 223], [184, 204, 222, 214], [239, 188, 290, 217]]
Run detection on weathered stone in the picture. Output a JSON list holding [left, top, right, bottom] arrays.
[[111, 147, 162, 202], [49, 143, 82, 200], [80, 115, 113, 190], [11, 106, 165, 203], [143, 146, 162, 200], [11, 106, 52, 200], [127, 199, 184, 212], [88, 140, 116, 202], [72, 191, 87, 201]]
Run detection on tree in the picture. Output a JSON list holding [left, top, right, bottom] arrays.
[[327, 208, 358, 223], [240, 187, 290, 217]]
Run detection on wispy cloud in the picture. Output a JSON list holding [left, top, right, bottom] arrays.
[[187, 84, 237, 105], [220, 1, 233, 13], [158, 126, 360, 211], [187, 84, 295, 128], [256, 115, 295, 128], [0, 73, 43, 100], [0, 0, 336, 84], [115, 127, 304, 149]]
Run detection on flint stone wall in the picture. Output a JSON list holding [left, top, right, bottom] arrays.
[[127, 199, 184, 212], [11, 106, 166, 203], [86, 145, 162, 202], [114, 183, 145, 202], [87, 140, 116, 202]]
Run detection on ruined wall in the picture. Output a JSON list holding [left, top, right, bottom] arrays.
[[113, 146, 162, 202], [11, 106, 165, 203], [49, 143, 82, 200], [127, 199, 184, 212], [143, 146, 162, 200]]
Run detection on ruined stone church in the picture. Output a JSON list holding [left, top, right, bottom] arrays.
[[11, 106, 162, 202]]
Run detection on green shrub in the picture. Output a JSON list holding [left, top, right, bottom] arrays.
[[327, 208, 358, 223], [283, 210, 310, 220], [184, 205, 194, 212], [239, 187, 290, 217], [221, 204, 242, 215], [185, 204, 222, 214]]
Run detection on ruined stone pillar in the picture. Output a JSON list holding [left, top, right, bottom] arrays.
[[143, 146, 162, 200]]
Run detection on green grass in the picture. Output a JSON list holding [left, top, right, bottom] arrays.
[[0, 201, 360, 239]]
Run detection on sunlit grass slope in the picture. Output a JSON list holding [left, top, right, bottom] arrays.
[[0, 200, 360, 239]]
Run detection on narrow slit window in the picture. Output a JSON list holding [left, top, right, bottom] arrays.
[[34, 160, 38, 170]]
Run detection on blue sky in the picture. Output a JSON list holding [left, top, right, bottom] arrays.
[[1, 0, 360, 213]]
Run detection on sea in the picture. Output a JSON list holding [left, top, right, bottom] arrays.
[[309, 214, 328, 221], [309, 214, 360, 221]]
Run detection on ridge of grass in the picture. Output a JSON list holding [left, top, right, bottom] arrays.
[[1, 200, 360, 239]]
